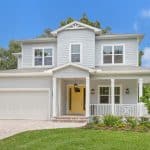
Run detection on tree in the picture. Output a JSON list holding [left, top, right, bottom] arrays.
[[60, 13, 111, 34], [141, 85, 150, 114], [0, 41, 21, 70], [139, 51, 144, 66], [38, 28, 53, 38]]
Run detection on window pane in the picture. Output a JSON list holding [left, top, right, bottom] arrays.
[[100, 96, 109, 103], [71, 44, 80, 53], [115, 96, 120, 104], [114, 55, 123, 63], [103, 46, 112, 54], [104, 55, 112, 63], [35, 49, 42, 57], [71, 54, 80, 62], [44, 57, 52, 65], [35, 58, 42, 66], [44, 48, 52, 57], [114, 46, 123, 54], [100, 87, 109, 95], [115, 87, 120, 95], [35, 49, 42, 66]]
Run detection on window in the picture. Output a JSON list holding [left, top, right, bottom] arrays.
[[34, 48, 53, 66], [35, 49, 43, 66], [44, 48, 53, 66], [99, 87, 110, 103], [70, 44, 81, 62], [102, 45, 124, 64], [103, 46, 112, 64], [99, 86, 121, 104]]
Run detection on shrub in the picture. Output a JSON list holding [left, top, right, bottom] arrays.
[[126, 117, 137, 128], [92, 116, 100, 124], [103, 115, 121, 127]]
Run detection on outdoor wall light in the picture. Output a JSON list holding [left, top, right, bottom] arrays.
[[74, 83, 80, 92], [125, 88, 130, 94], [91, 88, 95, 94]]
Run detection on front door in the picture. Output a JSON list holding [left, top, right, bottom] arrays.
[[68, 85, 85, 115]]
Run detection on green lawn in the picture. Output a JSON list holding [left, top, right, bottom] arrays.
[[0, 128, 150, 150]]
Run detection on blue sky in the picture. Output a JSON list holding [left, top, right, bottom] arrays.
[[0, 0, 150, 66]]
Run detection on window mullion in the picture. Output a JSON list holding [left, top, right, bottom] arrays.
[[112, 46, 114, 64], [42, 49, 44, 66]]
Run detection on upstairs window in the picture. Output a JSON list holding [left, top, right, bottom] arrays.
[[102, 45, 124, 64], [34, 48, 53, 66], [70, 44, 81, 63]]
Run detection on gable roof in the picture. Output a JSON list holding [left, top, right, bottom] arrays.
[[45, 63, 95, 73], [51, 21, 101, 35]]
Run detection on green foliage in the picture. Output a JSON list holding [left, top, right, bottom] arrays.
[[103, 115, 121, 127], [60, 13, 111, 34], [141, 85, 150, 113], [0, 41, 21, 70], [92, 116, 100, 124], [126, 117, 137, 128], [139, 50, 144, 66], [38, 28, 53, 38]]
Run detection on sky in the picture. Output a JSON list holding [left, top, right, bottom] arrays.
[[0, 0, 150, 66]]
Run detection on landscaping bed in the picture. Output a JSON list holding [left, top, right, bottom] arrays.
[[85, 115, 150, 132]]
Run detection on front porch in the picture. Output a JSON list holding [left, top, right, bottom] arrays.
[[52, 77, 148, 118]]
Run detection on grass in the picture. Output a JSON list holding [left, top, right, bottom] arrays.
[[0, 128, 150, 150]]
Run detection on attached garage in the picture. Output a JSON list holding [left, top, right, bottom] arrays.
[[0, 89, 50, 120]]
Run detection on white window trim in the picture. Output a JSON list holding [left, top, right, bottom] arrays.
[[69, 43, 82, 64], [97, 85, 122, 104], [101, 44, 125, 65], [32, 47, 54, 68]]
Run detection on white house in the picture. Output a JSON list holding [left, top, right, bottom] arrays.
[[0, 21, 149, 121]]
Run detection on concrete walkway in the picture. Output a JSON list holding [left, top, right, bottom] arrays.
[[0, 120, 86, 140]]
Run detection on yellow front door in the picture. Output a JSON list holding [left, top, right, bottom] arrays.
[[68, 85, 85, 114]]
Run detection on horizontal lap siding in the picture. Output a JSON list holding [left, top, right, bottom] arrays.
[[22, 43, 57, 68], [90, 79, 138, 104], [54, 66, 89, 78], [0, 77, 52, 88], [57, 29, 95, 67], [95, 39, 138, 66]]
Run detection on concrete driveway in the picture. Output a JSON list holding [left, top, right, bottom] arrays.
[[0, 120, 86, 140]]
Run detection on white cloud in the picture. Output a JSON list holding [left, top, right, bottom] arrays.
[[141, 9, 150, 18], [142, 48, 150, 66]]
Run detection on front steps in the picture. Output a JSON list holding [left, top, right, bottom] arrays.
[[51, 115, 88, 123]]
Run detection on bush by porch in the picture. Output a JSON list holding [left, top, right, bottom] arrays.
[[86, 115, 150, 132]]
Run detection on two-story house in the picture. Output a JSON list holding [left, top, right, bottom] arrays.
[[0, 21, 150, 121]]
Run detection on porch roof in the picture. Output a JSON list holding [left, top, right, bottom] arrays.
[[95, 66, 150, 75]]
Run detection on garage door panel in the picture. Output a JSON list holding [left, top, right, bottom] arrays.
[[0, 90, 50, 120]]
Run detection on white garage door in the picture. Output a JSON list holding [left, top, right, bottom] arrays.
[[0, 89, 50, 120]]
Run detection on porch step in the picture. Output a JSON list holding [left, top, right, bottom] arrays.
[[51, 116, 88, 123]]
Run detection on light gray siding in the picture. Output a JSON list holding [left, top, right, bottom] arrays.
[[53, 66, 89, 78], [95, 39, 138, 66], [90, 79, 138, 104], [17, 57, 22, 69], [0, 77, 52, 88], [57, 29, 95, 67], [22, 42, 57, 68]]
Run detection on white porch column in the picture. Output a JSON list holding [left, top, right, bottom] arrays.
[[138, 78, 143, 100], [111, 79, 115, 115], [53, 77, 57, 117], [86, 77, 90, 117]]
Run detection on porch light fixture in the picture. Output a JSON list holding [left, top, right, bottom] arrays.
[[125, 88, 130, 94], [74, 83, 80, 92], [91, 88, 95, 94]]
